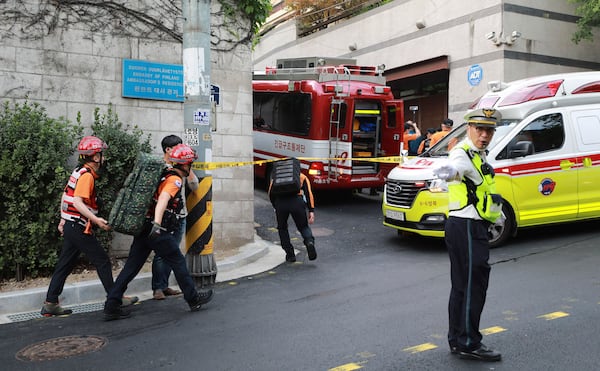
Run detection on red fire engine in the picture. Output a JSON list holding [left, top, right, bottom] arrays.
[[253, 57, 404, 190]]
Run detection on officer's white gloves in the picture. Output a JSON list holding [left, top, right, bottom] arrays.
[[432, 163, 459, 181]]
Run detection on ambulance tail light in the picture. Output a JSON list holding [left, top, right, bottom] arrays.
[[308, 162, 324, 176], [498, 79, 564, 107], [572, 81, 600, 94]]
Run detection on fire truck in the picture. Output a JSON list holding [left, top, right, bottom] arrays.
[[253, 57, 404, 190]]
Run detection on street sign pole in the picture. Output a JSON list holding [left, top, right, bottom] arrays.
[[182, 0, 216, 287]]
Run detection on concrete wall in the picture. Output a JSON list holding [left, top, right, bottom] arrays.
[[0, 1, 255, 252], [253, 0, 600, 124]]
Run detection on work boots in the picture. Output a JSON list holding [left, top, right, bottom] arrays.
[[41, 302, 73, 317], [188, 289, 214, 312], [305, 239, 317, 261]]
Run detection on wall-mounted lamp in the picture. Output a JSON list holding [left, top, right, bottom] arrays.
[[416, 20, 426, 29], [348, 43, 357, 51], [486, 30, 521, 46]]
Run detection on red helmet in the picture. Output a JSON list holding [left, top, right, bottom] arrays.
[[78, 136, 107, 155], [169, 144, 197, 165]]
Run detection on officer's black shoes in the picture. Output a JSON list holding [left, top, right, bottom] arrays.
[[306, 240, 317, 261], [103, 306, 131, 321], [285, 251, 296, 262], [189, 289, 214, 312], [450, 345, 459, 355], [458, 344, 501, 362]]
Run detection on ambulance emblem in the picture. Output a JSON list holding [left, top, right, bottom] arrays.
[[538, 178, 556, 196]]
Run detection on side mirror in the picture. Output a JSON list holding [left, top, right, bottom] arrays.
[[507, 141, 534, 158]]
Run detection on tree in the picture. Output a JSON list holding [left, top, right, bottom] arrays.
[[569, 0, 600, 43]]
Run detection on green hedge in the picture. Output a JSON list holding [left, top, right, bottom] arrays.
[[0, 101, 152, 280]]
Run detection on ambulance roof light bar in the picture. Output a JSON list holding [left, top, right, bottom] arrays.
[[498, 79, 564, 107]]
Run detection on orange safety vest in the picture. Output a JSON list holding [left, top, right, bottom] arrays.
[[60, 166, 99, 224]]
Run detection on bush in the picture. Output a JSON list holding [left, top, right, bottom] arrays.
[[0, 101, 152, 280], [0, 101, 82, 279]]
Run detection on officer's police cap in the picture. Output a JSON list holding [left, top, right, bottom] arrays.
[[464, 108, 501, 127]]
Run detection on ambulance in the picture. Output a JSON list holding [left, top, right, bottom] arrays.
[[382, 71, 600, 247]]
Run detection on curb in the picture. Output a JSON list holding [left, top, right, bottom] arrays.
[[0, 234, 283, 323]]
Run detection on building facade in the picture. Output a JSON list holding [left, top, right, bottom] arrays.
[[253, 0, 600, 131]]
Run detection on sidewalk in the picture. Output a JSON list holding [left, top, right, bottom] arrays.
[[0, 234, 284, 324]]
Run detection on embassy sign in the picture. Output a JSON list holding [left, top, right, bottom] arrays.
[[122, 59, 221, 105], [122, 59, 184, 102]]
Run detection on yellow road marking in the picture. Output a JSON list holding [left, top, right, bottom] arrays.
[[329, 363, 362, 371], [537, 311, 569, 320], [403, 343, 438, 354], [481, 326, 506, 335]]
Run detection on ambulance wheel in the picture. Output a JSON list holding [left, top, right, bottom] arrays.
[[489, 204, 515, 248]]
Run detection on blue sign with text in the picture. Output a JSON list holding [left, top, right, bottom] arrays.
[[122, 59, 184, 102], [467, 64, 483, 86]]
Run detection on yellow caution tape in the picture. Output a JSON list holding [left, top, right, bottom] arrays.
[[191, 156, 402, 171]]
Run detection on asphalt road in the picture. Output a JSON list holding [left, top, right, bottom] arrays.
[[1, 186, 599, 371]]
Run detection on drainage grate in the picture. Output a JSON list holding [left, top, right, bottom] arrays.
[[7, 302, 104, 323], [16, 335, 108, 361]]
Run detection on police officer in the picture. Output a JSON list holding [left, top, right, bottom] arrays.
[[268, 163, 316, 262], [433, 108, 504, 362]]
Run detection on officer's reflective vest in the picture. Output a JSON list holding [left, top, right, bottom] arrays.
[[60, 166, 98, 224], [448, 144, 502, 223]]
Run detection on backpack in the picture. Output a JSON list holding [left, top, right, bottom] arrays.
[[270, 157, 302, 195], [108, 153, 166, 236]]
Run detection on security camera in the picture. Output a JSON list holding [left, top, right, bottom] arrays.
[[485, 31, 496, 40], [511, 30, 521, 39]]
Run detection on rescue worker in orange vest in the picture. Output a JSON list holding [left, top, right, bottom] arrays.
[[103, 144, 213, 320], [402, 120, 421, 155], [268, 168, 316, 262], [429, 118, 454, 147], [417, 128, 438, 154], [42, 136, 138, 316]]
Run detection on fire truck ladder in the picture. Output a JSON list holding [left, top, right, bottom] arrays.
[[327, 67, 352, 181]]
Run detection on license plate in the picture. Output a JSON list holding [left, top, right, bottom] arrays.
[[385, 209, 405, 221]]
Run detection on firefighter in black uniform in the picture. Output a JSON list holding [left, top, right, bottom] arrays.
[[268, 171, 316, 262], [434, 108, 504, 362]]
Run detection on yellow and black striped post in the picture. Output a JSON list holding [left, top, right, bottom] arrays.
[[184, 176, 216, 287]]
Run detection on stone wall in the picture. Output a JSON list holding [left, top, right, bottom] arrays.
[[0, 1, 255, 252]]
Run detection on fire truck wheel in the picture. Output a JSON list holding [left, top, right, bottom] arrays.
[[489, 203, 515, 248]]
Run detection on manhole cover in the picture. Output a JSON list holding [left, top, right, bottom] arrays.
[[16, 335, 108, 362]]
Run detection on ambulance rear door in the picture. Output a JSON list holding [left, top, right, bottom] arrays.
[[570, 107, 600, 220]]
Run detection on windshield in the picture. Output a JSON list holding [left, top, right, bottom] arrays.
[[420, 120, 519, 157]]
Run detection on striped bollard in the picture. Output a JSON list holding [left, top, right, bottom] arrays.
[[184, 176, 217, 287]]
